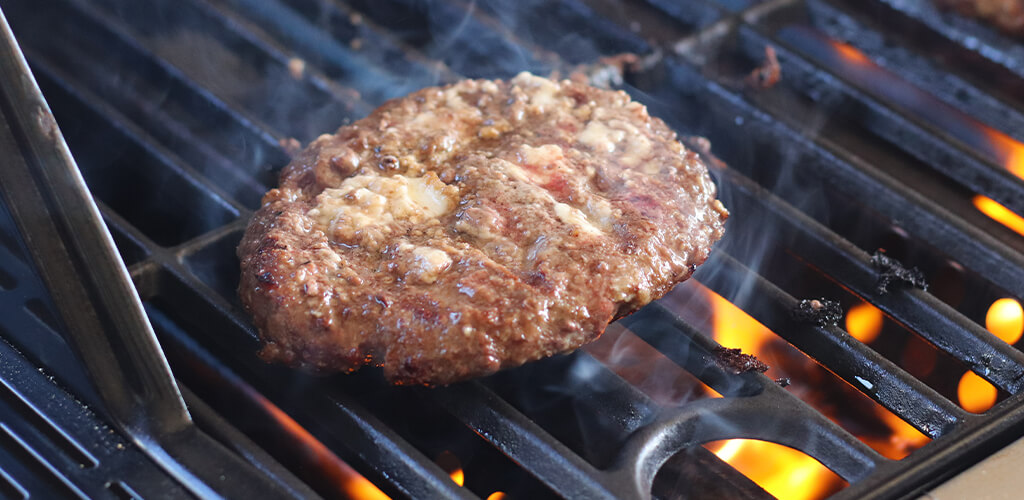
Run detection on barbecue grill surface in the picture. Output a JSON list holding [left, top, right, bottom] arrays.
[[2, 0, 1024, 498]]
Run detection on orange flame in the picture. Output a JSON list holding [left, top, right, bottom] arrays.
[[702, 285, 932, 493], [974, 195, 1024, 237], [486, 493, 506, 500], [958, 371, 998, 413], [831, 41, 871, 66], [450, 469, 465, 487], [707, 289, 775, 361], [706, 289, 842, 499], [983, 131, 1024, 179], [845, 302, 884, 344], [435, 451, 465, 487], [257, 397, 390, 500], [876, 409, 931, 457], [986, 298, 1024, 345], [706, 440, 843, 500]]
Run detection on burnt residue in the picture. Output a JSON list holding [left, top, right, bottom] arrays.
[[746, 45, 781, 89], [871, 250, 928, 294], [791, 298, 843, 326], [774, 377, 791, 387], [712, 346, 769, 374]]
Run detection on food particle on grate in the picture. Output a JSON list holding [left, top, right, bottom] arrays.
[[712, 346, 769, 374], [934, 0, 1024, 35], [791, 298, 843, 326], [287, 58, 305, 80], [745, 45, 781, 89], [871, 250, 928, 294], [237, 73, 728, 385]]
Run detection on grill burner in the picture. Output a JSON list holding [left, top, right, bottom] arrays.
[[2, 0, 1024, 498]]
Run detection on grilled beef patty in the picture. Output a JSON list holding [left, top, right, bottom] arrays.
[[238, 73, 728, 385], [935, 0, 1024, 34]]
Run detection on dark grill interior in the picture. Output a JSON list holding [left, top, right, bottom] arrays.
[[3, 0, 1024, 498]]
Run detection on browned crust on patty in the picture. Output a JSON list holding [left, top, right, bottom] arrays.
[[237, 73, 727, 385]]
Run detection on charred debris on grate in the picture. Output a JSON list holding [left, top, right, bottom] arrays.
[[791, 298, 843, 326], [872, 250, 928, 294]]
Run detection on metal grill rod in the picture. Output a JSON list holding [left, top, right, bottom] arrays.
[[0, 8, 310, 499]]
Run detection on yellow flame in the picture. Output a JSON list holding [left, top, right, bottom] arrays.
[[707, 289, 774, 356], [707, 440, 842, 500], [958, 371, 998, 413], [845, 303, 884, 344], [450, 468, 464, 487], [974, 195, 1024, 237], [486, 493, 506, 500], [987, 298, 1024, 345]]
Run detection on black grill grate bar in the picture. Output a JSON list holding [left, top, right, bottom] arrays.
[[805, 0, 1024, 144], [621, 302, 887, 479], [332, 0, 559, 78], [206, 0, 460, 95], [720, 166, 1024, 394], [26, 54, 275, 209], [179, 0, 377, 117], [0, 465, 27, 500], [0, 425, 89, 499], [25, 62, 251, 223], [14, 0, 1024, 493], [664, 61, 1024, 298], [10, 0, 289, 163], [701, 250, 969, 438], [470, 0, 654, 62], [431, 382, 622, 499], [868, 0, 1024, 82], [833, 391, 1024, 500], [736, 26, 1024, 217], [56, 0, 356, 144], [153, 247, 669, 497], [146, 266, 478, 499], [640, 0, 728, 29], [0, 381, 97, 471], [0, 338, 190, 499]]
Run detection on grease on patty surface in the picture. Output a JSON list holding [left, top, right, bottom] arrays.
[[237, 72, 728, 385]]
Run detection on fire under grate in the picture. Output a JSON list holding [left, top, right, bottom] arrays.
[[2, 0, 1024, 498]]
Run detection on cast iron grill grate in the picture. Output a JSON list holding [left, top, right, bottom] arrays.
[[2, 0, 1024, 498]]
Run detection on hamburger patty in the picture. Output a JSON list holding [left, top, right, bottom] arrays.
[[237, 73, 728, 385]]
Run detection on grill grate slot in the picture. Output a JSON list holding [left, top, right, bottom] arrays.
[[0, 381, 98, 470]]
